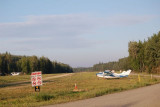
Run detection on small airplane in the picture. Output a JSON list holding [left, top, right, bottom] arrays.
[[11, 72, 20, 76], [96, 69, 132, 79]]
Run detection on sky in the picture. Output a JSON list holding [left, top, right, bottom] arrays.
[[0, 0, 160, 67]]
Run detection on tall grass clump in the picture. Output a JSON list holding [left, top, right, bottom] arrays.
[[35, 93, 55, 101]]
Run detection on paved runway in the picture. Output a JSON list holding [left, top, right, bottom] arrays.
[[45, 83, 160, 107]]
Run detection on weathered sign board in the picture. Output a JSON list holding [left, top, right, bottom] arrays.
[[31, 71, 42, 87]]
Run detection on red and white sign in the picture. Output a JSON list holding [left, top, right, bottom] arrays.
[[31, 71, 42, 87]]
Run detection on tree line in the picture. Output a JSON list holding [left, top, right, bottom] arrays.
[[73, 67, 92, 72], [73, 57, 130, 72], [76, 31, 160, 74], [0, 52, 73, 75], [92, 57, 130, 71], [128, 31, 160, 73]]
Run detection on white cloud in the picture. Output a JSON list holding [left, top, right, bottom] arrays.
[[0, 14, 99, 37], [104, 14, 156, 26], [0, 14, 156, 51]]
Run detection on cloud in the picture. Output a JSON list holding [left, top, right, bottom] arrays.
[[104, 14, 156, 26], [0, 14, 105, 51], [0, 14, 156, 51], [0, 14, 99, 38]]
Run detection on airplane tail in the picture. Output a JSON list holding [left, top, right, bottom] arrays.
[[125, 70, 131, 75], [121, 70, 131, 75]]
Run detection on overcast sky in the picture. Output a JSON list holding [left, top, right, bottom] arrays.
[[0, 0, 160, 67]]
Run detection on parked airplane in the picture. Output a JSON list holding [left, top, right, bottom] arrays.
[[11, 72, 20, 76], [96, 70, 131, 79]]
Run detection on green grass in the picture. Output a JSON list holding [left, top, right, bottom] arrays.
[[0, 74, 61, 85], [0, 72, 160, 107], [0, 75, 30, 84]]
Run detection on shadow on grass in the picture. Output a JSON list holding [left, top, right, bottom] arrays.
[[0, 80, 54, 88], [0, 81, 31, 88]]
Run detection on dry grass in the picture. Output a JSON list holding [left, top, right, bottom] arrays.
[[0, 72, 160, 107], [0, 74, 61, 85]]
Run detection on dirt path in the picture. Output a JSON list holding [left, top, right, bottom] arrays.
[[43, 73, 73, 80], [46, 83, 160, 107], [0, 73, 73, 89]]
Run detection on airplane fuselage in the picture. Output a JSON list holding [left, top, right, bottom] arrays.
[[96, 70, 131, 79]]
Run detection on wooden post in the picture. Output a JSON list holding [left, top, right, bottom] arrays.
[[138, 74, 141, 82]]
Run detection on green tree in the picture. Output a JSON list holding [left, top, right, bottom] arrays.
[[19, 57, 30, 74], [29, 56, 39, 72]]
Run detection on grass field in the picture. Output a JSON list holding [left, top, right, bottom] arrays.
[[0, 72, 160, 107], [0, 74, 60, 85]]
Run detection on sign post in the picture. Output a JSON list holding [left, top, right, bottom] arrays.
[[31, 71, 42, 92]]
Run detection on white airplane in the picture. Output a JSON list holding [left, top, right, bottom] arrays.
[[96, 70, 132, 79], [11, 72, 20, 76]]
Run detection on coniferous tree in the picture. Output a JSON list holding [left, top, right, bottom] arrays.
[[0, 53, 73, 75]]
